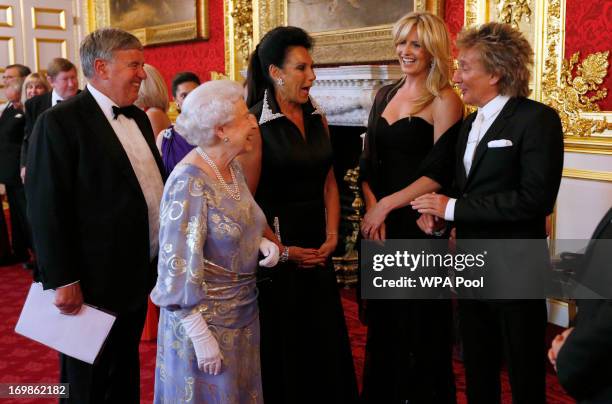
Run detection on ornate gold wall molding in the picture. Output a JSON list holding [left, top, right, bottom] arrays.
[[466, 0, 611, 154], [495, 0, 531, 27], [540, 0, 611, 153], [562, 168, 612, 182], [224, 0, 253, 81], [544, 51, 611, 138]]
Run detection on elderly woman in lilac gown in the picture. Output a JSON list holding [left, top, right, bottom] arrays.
[[151, 80, 279, 403]]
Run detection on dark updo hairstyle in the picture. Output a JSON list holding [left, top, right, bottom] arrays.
[[245, 26, 313, 108]]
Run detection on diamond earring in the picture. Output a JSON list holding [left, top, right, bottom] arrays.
[[276, 78, 284, 87]]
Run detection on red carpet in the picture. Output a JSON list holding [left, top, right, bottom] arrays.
[[0, 264, 575, 403]]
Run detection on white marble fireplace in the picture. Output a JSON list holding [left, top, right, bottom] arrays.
[[310, 65, 402, 127]]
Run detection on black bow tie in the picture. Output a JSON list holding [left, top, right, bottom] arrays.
[[112, 105, 137, 120]]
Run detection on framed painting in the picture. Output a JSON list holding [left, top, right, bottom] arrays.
[[91, 0, 208, 46], [253, 0, 445, 64]]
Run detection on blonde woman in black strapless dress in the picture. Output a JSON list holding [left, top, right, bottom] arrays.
[[359, 11, 464, 404]]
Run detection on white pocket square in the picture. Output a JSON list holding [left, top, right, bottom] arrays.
[[487, 139, 513, 148]]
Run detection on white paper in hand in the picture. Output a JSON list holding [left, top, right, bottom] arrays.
[[15, 282, 116, 364]]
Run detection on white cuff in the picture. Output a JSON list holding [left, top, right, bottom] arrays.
[[444, 198, 456, 221]]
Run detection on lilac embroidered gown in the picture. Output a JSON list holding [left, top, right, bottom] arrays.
[[151, 161, 266, 403]]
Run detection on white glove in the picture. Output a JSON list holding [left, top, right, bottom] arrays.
[[259, 237, 280, 267], [180, 312, 223, 375]]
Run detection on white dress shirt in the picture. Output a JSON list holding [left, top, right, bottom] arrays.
[[51, 89, 64, 106], [444, 94, 510, 221], [87, 83, 164, 260]]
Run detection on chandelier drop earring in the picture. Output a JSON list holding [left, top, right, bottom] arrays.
[[276, 77, 285, 87]]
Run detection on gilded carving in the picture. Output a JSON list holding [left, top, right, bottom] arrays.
[[495, 0, 532, 27], [230, 0, 253, 65], [543, 51, 611, 137], [464, 0, 480, 27]]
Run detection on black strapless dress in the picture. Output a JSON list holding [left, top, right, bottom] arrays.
[[361, 115, 457, 404]]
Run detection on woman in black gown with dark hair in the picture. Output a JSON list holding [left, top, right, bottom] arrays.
[[241, 26, 358, 404], [359, 12, 464, 404]]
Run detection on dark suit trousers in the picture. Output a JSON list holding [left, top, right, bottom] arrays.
[[458, 300, 547, 404], [59, 300, 147, 404], [5, 183, 29, 257]]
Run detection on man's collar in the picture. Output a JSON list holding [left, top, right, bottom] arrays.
[[51, 89, 64, 106], [478, 94, 510, 121], [86, 83, 121, 122], [259, 89, 325, 125]]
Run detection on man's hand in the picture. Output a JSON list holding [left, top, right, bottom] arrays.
[[411, 192, 450, 219], [416, 213, 446, 235], [548, 327, 574, 371], [54, 283, 83, 315]]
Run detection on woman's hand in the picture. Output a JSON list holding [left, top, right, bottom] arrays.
[[295, 234, 338, 268], [287, 246, 320, 268], [361, 199, 389, 240]]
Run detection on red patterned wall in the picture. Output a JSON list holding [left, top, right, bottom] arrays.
[[142, 0, 225, 98], [565, 0, 612, 111], [444, 0, 464, 57]]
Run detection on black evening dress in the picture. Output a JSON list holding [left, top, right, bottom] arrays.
[[360, 84, 462, 404], [251, 91, 359, 404]]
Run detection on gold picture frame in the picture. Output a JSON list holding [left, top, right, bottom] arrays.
[[90, 0, 208, 46], [255, 0, 444, 64], [224, 0, 444, 81]]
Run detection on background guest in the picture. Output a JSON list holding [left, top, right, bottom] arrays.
[[359, 11, 463, 403], [135, 63, 171, 140], [134, 62, 172, 341], [155, 71, 200, 174], [0, 64, 30, 265], [0, 79, 30, 265], [151, 79, 278, 403], [21, 58, 79, 180], [244, 26, 359, 404], [550, 207, 612, 403], [21, 73, 51, 105]]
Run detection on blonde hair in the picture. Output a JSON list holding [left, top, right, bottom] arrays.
[[135, 63, 169, 112], [21, 72, 51, 104], [456, 22, 532, 97], [391, 11, 453, 113]]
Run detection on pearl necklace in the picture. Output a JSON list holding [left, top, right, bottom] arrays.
[[196, 147, 241, 201]]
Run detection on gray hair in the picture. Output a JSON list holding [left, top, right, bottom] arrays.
[[175, 80, 245, 147], [79, 28, 143, 78]]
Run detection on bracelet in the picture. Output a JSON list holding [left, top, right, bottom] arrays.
[[279, 246, 289, 263], [326, 232, 338, 236]]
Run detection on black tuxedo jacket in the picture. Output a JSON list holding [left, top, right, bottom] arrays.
[[21, 92, 52, 167], [453, 97, 564, 239], [450, 97, 564, 297], [0, 104, 26, 184], [557, 207, 612, 403], [25, 88, 165, 313]]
